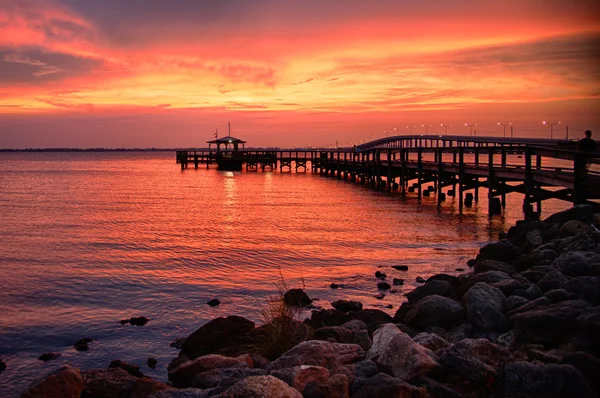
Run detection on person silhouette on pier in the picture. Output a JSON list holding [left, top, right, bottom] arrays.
[[578, 130, 596, 172]]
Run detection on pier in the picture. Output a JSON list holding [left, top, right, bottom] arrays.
[[176, 135, 600, 218]]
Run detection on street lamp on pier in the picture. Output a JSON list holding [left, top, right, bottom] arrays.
[[498, 122, 511, 138], [543, 121, 561, 139], [441, 124, 451, 136], [465, 123, 477, 136], [406, 125, 415, 134], [422, 124, 431, 135]]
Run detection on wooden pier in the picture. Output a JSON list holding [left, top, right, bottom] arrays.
[[176, 135, 600, 218]]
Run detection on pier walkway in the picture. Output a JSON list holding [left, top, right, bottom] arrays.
[[176, 135, 600, 218]]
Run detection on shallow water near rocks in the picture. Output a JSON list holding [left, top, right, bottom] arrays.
[[0, 152, 568, 396]]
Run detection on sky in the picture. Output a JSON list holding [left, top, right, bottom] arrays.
[[0, 0, 599, 148]]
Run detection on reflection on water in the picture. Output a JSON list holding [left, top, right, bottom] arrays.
[[0, 151, 570, 396]]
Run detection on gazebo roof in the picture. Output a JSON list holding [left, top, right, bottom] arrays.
[[207, 135, 247, 144]]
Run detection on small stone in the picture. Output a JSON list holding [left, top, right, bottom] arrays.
[[331, 300, 363, 312], [455, 268, 465, 272], [384, 304, 393, 309], [392, 265, 409, 271], [330, 283, 340, 289], [38, 353, 62, 362], [377, 281, 391, 290], [109, 359, 144, 377], [416, 276, 426, 283], [0, 359, 5, 372], [74, 338, 93, 351], [375, 271, 387, 279], [393, 278, 404, 285], [129, 316, 150, 326], [169, 337, 186, 349], [283, 288, 313, 307], [207, 298, 221, 307], [147, 357, 157, 369], [467, 259, 477, 267], [374, 294, 385, 300]]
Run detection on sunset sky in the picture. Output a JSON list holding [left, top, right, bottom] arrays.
[[1, 0, 599, 148]]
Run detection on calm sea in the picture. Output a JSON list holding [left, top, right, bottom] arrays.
[[0, 151, 568, 395]]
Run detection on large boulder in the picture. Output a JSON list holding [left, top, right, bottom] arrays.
[[81, 368, 139, 398], [457, 271, 513, 297], [304, 309, 348, 329], [169, 354, 251, 388], [391, 302, 413, 324], [474, 260, 517, 275], [350, 373, 426, 398], [270, 365, 347, 398], [405, 295, 465, 330], [510, 300, 591, 345], [333, 360, 378, 385], [576, 307, 600, 350], [413, 332, 450, 352], [21, 365, 84, 398], [462, 282, 506, 330], [331, 300, 362, 312], [560, 352, 600, 395], [345, 310, 392, 333], [537, 270, 569, 292], [496, 361, 595, 398], [181, 316, 255, 359], [266, 340, 364, 372], [444, 323, 473, 344], [552, 252, 600, 277], [406, 280, 455, 304], [283, 289, 313, 307], [215, 375, 302, 398], [475, 240, 519, 264], [438, 339, 512, 384], [313, 325, 371, 351], [191, 367, 266, 390], [561, 220, 594, 236], [544, 204, 595, 223], [367, 326, 439, 380], [562, 276, 600, 305]]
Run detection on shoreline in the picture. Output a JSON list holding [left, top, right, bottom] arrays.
[[14, 204, 600, 397]]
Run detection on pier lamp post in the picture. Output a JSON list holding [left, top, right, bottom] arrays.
[[422, 124, 431, 135], [498, 122, 511, 138], [441, 124, 451, 136], [465, 123, 477, 136], [406, 125, 415, 134], [543, 121, 561, 139]]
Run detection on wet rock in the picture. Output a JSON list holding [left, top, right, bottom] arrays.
[[455, 268, 465, 272], [375, 271, 386, 279], [438, 338, 512, 384], [496, 361, 595, 398], [129, 377, 170, 398], [467, 259, 476, 267], [377, 281, 391, 290], [191, 367, 266, 389], [169, 354, 251, 388], [74, 337, 93, 351], [463, 282, 506, 330], [391, 265, 409, 271], [491, 278, 526, 296], [346, 309, 392, 333], [341, 320, 368, 332], [474, 260, 517, 275], [330, 283, 340, 289], [505, 295, 529, 312], [38, 353, 61, 361], [475, 240, 519, 264], [405, 295, 465, 329], [562, 276, 600, 305], [515, 248, 559, 271], [314, 326, 353, 343], [147, 357, 157, 369], [181, 316, 255, 359], [216, 375, 302, 398], [170, 337, 186, 349], [444, 323, 473, 344], [120, 317, 150, 326], [544, 204, 595, 223], [393, 278, 404, 285], [331, 300, 362, 312], [511, 283, 543, 300], [81, 367, 139, 397], [457, 271, 512, 297], [304, 309, 348, 329], [350, 373, 426, 398], [270, 365, 333, 397], [0, 358, 5, 372], [374, 294, 385, 300], [391, 302, 413, 323], [366, 324, 400, 360], [21, 364, 84, 398], [560, 352, 600, 395], [406, 280, 455, 304], [283, 289, 313, 307], [416, 276, 426, 283], [333, 360, 378, 385], [510, 299, 591, 345], [109, 360, 144, 377], [394, 323, 418, 337], [266, 340, 365, 372], [413, 332, 450, 352], [207, 299, 220, 307], [553, 252, 600, 277], [561, 220, 594, 236], [537, 270, 569, 292]]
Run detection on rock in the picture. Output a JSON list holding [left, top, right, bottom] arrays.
[[375, 271, 386, 279], [511, 283, 543, 300], [537, 270, 569, 292], [270, 365, 330, 396], [331, 300, 362, 312], [544, 204, 595, 223], [496, 361, 595, 397], [438, 339, 512, 384], [405, 295, 465, 329], [462, 282, 506, 330], [21, 364, 84, 398], [553, 252, 600, 277], [130, 378, 171, 398], [416, 276, 426, 283], [556, 232, 598, 253], [391, 302, 413, 323], [330, 283, 340, 289], [475, 240, 519, 264], [377, 281, 391, 290], [413, 332, 450, 352], [333, 360, 378, 385], [350, 373, 426, 398], [74, 337, 93, 351], [170, 338, 186, 349], [544, 289, 574, 303], [444, 323, 473, 344], [341, 320, 368, 332], [207, 299, 221, 307], [515, 248, 559, 271], [394, 323, 418, 337], [411, 376, 464, 398], [168, 353, 190, 372], [109, 360, 144, 377], [366, 324, 400, 360], [169, 354, 250, 387], [250, 354, 270, 370], [562, 276, 600, 305], [283, 289, 313, 307], [130, 316, 150, 326], [38, 353, 61, 361], [406, 280, 455, 304], [81, 367, 139, 397], [505, 295, 530, 312], [506, 296, 551, 317], [374, 294, 385, 300], [510, 299, 591, 345], [457, 271, 512, 297], [150, 389, 214, 398], [346, 309, 392, 333], [576, 307, 600, 350], [560, 352, 600, 395], [147, 357, 157, 369], [266, 340, 365, 372], [561, 220, 594, 236], [0, 358, 5, 372], [314, 326, 354, 343], [491, 278, 526, 296], [393, 278, 404, 285], [191, 367, 266, 389], [467, 259, 476, 267], [392, 265, 409, 271], [305, 309, 348, 329], [522, 229, 543, 253], [474, 260, 517, 275], [215, 375, 302, 398], [497, 330, 518, 349], [181, 316, 255, 359]]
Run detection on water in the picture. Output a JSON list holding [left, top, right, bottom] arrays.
[[0, 152, 568, 396]]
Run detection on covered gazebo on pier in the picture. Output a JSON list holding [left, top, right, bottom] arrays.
[[207, 136, 247, 152]]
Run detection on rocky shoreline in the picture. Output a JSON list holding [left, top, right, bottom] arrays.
[[17, 205, 600, 397]]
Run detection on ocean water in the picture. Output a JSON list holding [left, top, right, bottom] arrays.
[[0, 151, 569, 396]]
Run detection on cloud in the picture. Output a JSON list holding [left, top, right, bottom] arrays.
[[3, 53, 63, 77]]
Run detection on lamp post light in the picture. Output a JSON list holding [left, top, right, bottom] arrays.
[[498, 122, 511, 138], [406, 125, 415, 134], [422, 124, 431, 135], [543, 121, 561, 139], [441, 124, 451, 136], [465, 123, 477, 136]]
